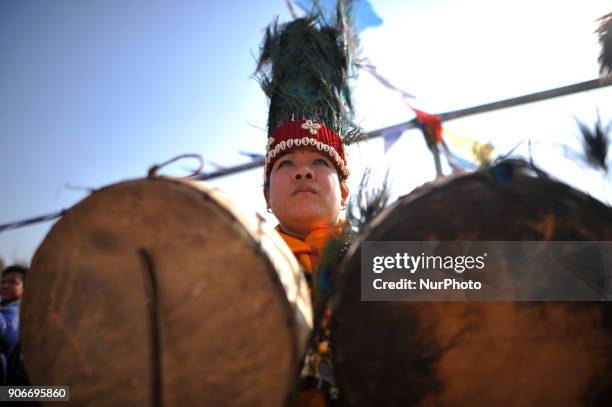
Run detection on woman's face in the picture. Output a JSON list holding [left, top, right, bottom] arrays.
[[265, 148, 349, 237]]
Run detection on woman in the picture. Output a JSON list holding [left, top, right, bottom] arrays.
[[264, 132, 351, 405], [255, 5, 359, 405], [263, 124, 351, 407]]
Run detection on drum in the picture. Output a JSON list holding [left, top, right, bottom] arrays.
[[332, 162, 612, 405], [22, 176, 312, 406]]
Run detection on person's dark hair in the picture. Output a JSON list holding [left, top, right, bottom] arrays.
[[2, 265, 27, 281]]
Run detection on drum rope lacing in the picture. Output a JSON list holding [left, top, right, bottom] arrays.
[[147, 153, 204, 179]]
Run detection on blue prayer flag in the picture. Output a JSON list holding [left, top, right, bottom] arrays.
[[383, 129, 404, 153], [295, 0, 383, 32]]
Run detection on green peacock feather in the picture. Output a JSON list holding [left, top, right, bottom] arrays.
[[255, 0, 361, 142], [597, 12, 612, 77]]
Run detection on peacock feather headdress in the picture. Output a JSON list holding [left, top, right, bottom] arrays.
[[255, 0, 361, 181], [597, 12, 612, 77]]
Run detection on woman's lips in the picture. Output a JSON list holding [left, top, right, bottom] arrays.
[[293, 186, 317, 195]]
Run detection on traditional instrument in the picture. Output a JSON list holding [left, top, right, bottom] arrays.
[[22, 176, 312, 406], [332, 163, 612, 405]]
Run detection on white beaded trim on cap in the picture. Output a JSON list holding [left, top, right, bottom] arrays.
[[264, 137, 349, 179]]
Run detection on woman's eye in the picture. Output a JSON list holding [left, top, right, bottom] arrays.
[[314, 159, 329, 166], [277, 159, 292, 168]]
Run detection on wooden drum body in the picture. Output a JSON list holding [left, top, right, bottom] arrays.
[[333, 167, 612, 406], [22, 177, 312, 406]]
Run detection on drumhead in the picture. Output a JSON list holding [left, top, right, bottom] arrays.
[[333, 169, 612, 405], [22, 177, 311, 406]]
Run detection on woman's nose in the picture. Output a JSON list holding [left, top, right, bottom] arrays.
[[293, 164, 314, 181]]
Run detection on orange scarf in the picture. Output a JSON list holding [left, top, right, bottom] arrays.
[[275, 222, 344, 276]]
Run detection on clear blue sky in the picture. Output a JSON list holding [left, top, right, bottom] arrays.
[[1, 0, 611, 263]]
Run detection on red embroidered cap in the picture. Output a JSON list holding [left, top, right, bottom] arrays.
[[264, 119, 348, 181]]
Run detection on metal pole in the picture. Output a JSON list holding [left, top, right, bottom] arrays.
[[198, 78, 612, 180]]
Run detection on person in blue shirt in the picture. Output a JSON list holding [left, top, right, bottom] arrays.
[[0, 265, 26, 384]]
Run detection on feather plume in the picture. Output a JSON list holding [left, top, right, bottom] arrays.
[[255, 0, 362, 142], [313, 222, 352, 332], [576, 115, 610, 172], [489, 158, 551, 181], [346, 169, 391, 230], [597, 12, 612, 77]]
